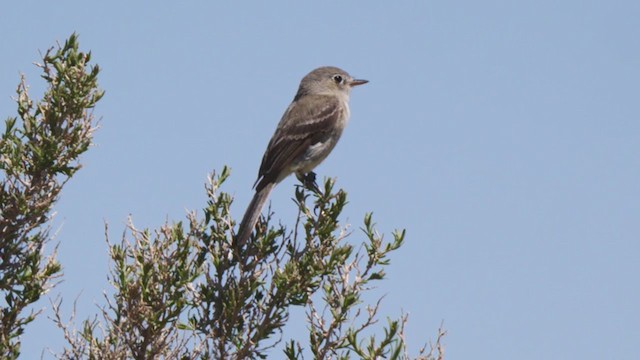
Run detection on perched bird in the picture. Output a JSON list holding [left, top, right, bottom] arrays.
[[235, 66, 368, 246]]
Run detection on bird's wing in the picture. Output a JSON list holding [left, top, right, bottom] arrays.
[[254, 95, 342, 191]]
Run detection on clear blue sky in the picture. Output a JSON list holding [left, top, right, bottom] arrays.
[[2, 1, 639, 359]]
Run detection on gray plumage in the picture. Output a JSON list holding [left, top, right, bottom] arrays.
[[236, 66, 368, 247]]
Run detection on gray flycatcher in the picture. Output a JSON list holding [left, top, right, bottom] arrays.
[[235, 66, 368, 247]]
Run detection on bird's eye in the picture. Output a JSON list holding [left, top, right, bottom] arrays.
[[332, 75, 343, 84]]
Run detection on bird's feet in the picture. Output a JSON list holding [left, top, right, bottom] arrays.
[[297, 171, 320, 193]]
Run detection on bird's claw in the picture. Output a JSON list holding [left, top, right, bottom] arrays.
[[297, 171, 321, 193]]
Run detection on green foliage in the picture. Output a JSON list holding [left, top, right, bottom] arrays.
[[1, 33, 442, 360], [0, 33, 103, 359], [56, 169, 443, 359]]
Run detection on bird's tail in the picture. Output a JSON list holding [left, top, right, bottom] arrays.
[[235, 183, 275, 248]]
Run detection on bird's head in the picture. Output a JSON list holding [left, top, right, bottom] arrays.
[[297, 66, 368, 99]]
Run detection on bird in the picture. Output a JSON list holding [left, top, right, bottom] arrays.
[[235, 66, 368, 247]]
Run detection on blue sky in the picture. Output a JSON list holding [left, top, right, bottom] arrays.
[[2, 1, 639, 359]]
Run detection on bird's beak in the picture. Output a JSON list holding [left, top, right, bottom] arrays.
[[349, 78, 369, 87]]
